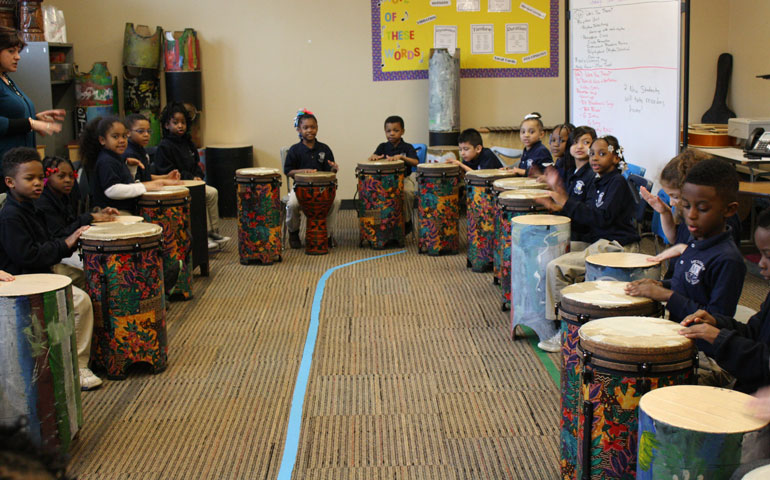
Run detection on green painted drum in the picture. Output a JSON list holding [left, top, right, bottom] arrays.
[[637, 385, 769, 480], [122, 23, 162, 69]]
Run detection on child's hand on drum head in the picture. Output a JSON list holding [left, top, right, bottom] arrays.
[[678, 321, 720, 344], [680, 309, 716, 327], [65, 225, 90, 249], [125, 157, 144, 169], [327, 161, 338, 172], [0, 270, 14, 281], [91, 212, 115, 223], [625, 278, 671, 302], [748, 387, 770, 422], [99, 207, 120, 216], [368, 154, 384, 162], [167, 170, 181, 181], [144, 179, 170, 191], [647, 243, 687, 263]]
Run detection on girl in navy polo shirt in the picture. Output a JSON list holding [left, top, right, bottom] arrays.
[[512, 112, 552, 177], [80, 116, 175, 214]]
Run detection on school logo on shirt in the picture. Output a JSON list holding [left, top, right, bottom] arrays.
[[573, 180, 585, 195], [595, 191, 605, 207], [526, 159, 533, 169], [685, 259, 705, 285]]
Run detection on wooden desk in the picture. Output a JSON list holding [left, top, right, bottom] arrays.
[[697, 147, 770, 182]]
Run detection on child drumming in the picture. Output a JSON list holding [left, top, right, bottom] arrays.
[[123, 113, 180, 183], [511, 112, 551, 177], [447, 128, 504, 172], [626, 158, 746, 323], [284, 109, 341, 249], [559, 125, 597, 251], [153, 102, 229, 247], [368, 115, 419, 233], [549, 123, 573, 183], [0, 147, 102, 390], [679, 207, 770, 394], [80, 116, 175, 215], [538, 135, 639, 352]]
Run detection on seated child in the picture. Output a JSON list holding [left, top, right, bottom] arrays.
[[539, 135, 639, 352], [511, 112, 551, 177], [626, 157, 746, 323], [560, 125, 597, 250], [447, 128, 504, 172], [549, 123, 573, 183], [0, 147, 101, 390], [284, 109, 341, 249], [80, 116, 175, 215], [678, 207, 770, 394], [36, 155, 117, 288], [153, 103, 229, 248], [123, 113, 180, 183], [368, 115, 419, 233]]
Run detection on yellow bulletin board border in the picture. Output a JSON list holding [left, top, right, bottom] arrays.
[[371, 0, 559, 81]]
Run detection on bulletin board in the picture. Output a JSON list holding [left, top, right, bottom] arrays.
[[371, 0, 559, 81]]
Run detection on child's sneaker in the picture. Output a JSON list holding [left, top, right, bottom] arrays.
[[79, 368, 103, 391], [208, 239, 218, 250], [537, 332, 561, 353], [209, 231, 230, 244]]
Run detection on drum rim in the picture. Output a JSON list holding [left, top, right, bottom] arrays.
[[235, 167, 281, 177], [0, 273, 71, 297], [139, 186, 190, 199], [560, 281, 656, 308], [357, 160, 405, 169], [82, 222, 163, 240], [586, 252, 661, 268], [465, 169, 518, 184], [512, 214, 570, 226]]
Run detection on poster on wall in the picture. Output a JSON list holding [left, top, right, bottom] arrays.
[[371, 0, 558, 81]]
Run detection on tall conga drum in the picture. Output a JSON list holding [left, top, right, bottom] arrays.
[[81, 223, 167, 379], [0, 274, 82, 453], [577, 316, 696, 479], [585, 252, 661, 282], [179, 179, 208, 276], [510, 214, 570, 339], [294, 171, 337, 255], [499, 189, 550, 311], [637, 385, 769, 480], [235, 167, 282, 264], [557, 281, 663, 480], [138, 185, 193, 300], [416, 163, 461, 255], [492, 178, 547, 286], [356, 160, 405, 249], [464, 168, 518, 272]]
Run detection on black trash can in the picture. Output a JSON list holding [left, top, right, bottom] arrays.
[[205, 144, 253, 217]]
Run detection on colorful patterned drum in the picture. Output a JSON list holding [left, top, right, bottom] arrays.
[[465, 168, 518, 272], [637, 385, 769, 480], [499, 189, 550, 311], [81, 223, 167, 380], [235, 167, 282, 265], [416, 163, 461, 255], [138, 186, 193, 299], [295, 172, 337, 255], [577, 317, 696, 479], [557, 281, 662, 480], [356, 160, 405, 249], [492, 177, 547, 284], [510, 214, 570, 339], [0, 274, 82, 453], [586, 252, 661, 283]]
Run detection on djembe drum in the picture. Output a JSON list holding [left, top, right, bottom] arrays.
[[294, 171, 337, 255], [498, 189, 550, 311], [356, 160, 405, 249], [138, 185, 193, 299], [235, 167, 282, 264], [576, 317, 696, 479], [637, 385, 769, 480], [491, 177, 547, 286], [464, 168, 518, 272], [510, 214, 570, 339], [585, 252, 661, 282], [81, 223, 167, 379], [0, 274, 82, 453], [179, 179, 209, 275], [416, 163, 461, 255], [557, 281, 663, 480]]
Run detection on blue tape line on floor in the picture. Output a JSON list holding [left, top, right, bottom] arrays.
[[276, 250, 406, 480]]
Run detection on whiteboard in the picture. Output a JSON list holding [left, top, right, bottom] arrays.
[[569, 0, 681, 181]]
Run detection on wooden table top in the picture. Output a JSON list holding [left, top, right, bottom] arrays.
[[740, 181, 770, 197]]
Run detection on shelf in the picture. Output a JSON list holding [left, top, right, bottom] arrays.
[[49, 43, 73, 49]]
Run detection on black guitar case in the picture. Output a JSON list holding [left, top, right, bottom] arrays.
[[702, 53, 737, 124]]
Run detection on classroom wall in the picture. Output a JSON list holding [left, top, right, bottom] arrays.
[[727, 0, 770, 119], [55, 0, 566, 200]]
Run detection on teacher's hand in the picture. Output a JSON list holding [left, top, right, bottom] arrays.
[[30, 118, 62, 136], [36, 109, 66, 122]]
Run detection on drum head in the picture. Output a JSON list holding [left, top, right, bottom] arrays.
[[294, 171, 337, 185], [180, 179, 206, 187], [512, 214, 570, 226], [0, 273, 71, 296], [235, 167, 280, 178], [579, 316, 692, 354], [562, 281, 654, 308], [82, 222, 163, 241], [498, 188, 551, 208], [140, 185, 190, 199], [357, 159, 404, 171], [465, 169, 517, 184], [492, 177, 547, 191], [92, 215, 144, 226], [417, 163, 460, 176], [744, 464, 770, 479], [586, 252, 660, 269], [639, 385, 768, 434]]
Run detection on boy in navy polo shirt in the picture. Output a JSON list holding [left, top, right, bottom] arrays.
[[539, 135, 639, 352], [626, 158, 745, 323], [447, 128, 504, 173], [285, 110, 340, 249], [369, 115, 419, 233], [679, 207, 770, 393], [123, 113, 180, 183], [0, 147, 102, 390], [511, 112, 552, 176]]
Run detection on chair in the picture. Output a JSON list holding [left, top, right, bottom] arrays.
[[490, 146, 523, 168], [623, 162, 646, 179], [651, 189, 671, 245], [626, 173, 656, 249], [414, 143, 427, 169]]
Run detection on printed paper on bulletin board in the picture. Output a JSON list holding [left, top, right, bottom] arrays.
[[371, 0, 559, 81]]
